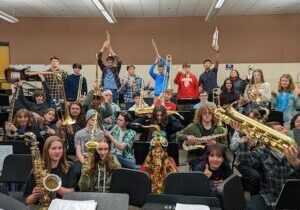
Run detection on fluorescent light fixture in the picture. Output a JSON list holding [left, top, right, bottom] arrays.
[[91, 0, 117, 24], [0, 11, 19, 23], [215, 0, 225, 9], [205, 0, 226, 21]]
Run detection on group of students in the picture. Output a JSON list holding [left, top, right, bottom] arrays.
[[2, 38, 300, 210]]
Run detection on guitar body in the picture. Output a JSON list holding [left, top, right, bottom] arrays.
[[4, 67, 27, 83]]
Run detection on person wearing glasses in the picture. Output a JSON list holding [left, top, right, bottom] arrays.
[[176, 104, 227, 170], [193, 91, 216, 109]]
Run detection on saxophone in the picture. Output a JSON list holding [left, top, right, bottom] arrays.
[[182, 127, 228, 151], [82, 112, 99, 176], [214, 104, 297, 154], [21, 132, 61, 209], [135, 106, 184, 120]]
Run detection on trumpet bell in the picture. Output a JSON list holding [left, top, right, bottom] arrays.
[[85, 140, 99, 149], [43, 174, 62, 192], [61, 115, 76, 126]]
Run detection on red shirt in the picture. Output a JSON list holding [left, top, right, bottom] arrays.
[[174, 72, 199, 99], [154, 99, 177, 111]]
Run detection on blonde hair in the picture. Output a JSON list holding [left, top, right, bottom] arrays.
[[278, 74, 295, 93]]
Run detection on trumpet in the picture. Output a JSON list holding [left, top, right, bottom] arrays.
[[76, 75, 84, 103]]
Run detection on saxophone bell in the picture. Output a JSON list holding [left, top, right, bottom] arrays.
[[43, 174, 62, 192]]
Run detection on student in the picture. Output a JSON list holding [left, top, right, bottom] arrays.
[[229, 69, 248, 95], [194, 144, 232, 196], [65, 63, 88, 102], [288, 113, 300, 145], [149, 54, 169, 98], [105, 112, 138, 169], [119, 65, 145, 109], [199, 45, 220, 101], [272, 74, 300, 127], [220, 78, 240, 108], [154, 89, 177, 111], [174, 63, 199, 99], [18, 74, 51, 117], [97, 40, 122, 103], [23, 136, 77, 205], [128, 92, 149, 111], [78, 139, 121, 192], [193, 91, 216, 110]]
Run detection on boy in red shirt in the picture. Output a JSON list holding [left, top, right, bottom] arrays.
[[154, 89, 176, 111], [174, 63, 199, 99]]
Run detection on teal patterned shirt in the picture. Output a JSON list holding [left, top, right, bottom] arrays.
[[110, 125, 136, 159]]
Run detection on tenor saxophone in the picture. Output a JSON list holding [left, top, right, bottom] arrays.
[[214, 104, 297, 154], [182, 127, 228, 151]]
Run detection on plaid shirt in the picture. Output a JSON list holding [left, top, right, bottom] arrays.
[[44, 69, 68, 100], [119, 75, 143, 103], [237, 143, 296, 207]]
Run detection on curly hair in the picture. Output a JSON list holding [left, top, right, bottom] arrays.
[[193, 104, 216, 125]]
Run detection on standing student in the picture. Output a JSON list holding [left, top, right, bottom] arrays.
[[65, 63, 88, 102], [199, 45, 220, 101], [97, 40, 122, 103]]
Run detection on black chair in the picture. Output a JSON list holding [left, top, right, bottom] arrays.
[[275, 179, 300, 209], [110, 168, 151, 207], [167, 142, 179, 166], [133, 141, 150, 165], [0, 183, 8, 195], [164, 172, 210, 196], [0, 140, 31, 154], [217, 174, 246, 210], [0, 193, 29, 210], [0, 154, 32, 201], [63, 192, 129, 210]]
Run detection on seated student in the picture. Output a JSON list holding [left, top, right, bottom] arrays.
[[128, 92, 149, 111], [288, 113, 300, 145], [174, 63, 199, 99], [23, 136, 77, 205], [101, 89, 120, 128], [105, 112, 138, 169], [194, 144, 232, 196], [154, 89, 176, 111], [176, 104, 227, 170], [233, 121, 300, 210], [75, 109, 105, 164], [57, 102, 86, 155], [18, 74, 51, 117], [78, 139, 121, 192], [193, 91, 216, 109], [82, 80, 102, 112], [220, 78, 240, 108], [5, 109, 39, 139]]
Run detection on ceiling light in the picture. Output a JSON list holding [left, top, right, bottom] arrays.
[[215, 0, 225, 9], [91, 0, 117, 24], [205, 0, 226, 21], [0, 11, 19, 23]]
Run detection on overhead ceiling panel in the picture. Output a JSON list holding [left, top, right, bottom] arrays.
[[159, 0, 180, 16], [177, 0, 199, 16], [141, 0, 159, 17], [120, 0, 143, 17], [194, 0, 211, 16]]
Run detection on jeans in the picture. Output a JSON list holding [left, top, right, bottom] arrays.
[[237, 165, 261, 196], [115, 155, 140, 169]]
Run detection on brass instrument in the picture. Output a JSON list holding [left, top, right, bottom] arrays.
[[135, 106, 184, 120], [21, 132, 61, 209], [244, 66, 263, 105], [214, 104, 297, 154], [165, 54, 173, 91], [151, 38, 159, 57], [182, 127, 228, 151], [60, 81, 76, 126], [76, 75, 84, 103], [106, 30, 112, 56], [82, 112, 99, 175], [94, 53, 102, 98], [212, 88, 221, 107], [5, 85, 20, 139]]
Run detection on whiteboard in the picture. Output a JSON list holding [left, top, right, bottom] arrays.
[[0, 145, 13, 172]]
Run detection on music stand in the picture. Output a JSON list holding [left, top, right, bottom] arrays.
[[275, 179, 300, 209], [177, 98, 199, 111]]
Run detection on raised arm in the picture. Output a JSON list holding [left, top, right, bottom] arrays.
[[213, 45, 220, 70]]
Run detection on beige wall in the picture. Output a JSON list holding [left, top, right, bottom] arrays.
[[0, 14, 300, 65]]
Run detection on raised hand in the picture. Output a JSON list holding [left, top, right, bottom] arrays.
[[187, 135, 196, 145], [204, 164, 212, 178]]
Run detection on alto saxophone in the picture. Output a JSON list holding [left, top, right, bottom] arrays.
[[182, 127, 228, 151], [21, 132, 61, 209], [214, 104, 297, 154]]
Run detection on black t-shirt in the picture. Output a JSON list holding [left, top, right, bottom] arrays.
[[23, 162, 77, 200]]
